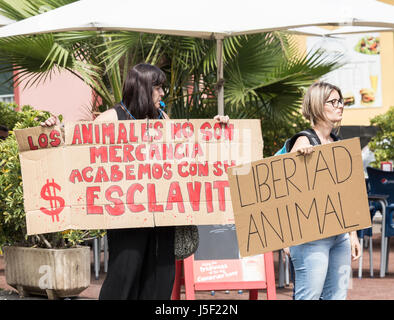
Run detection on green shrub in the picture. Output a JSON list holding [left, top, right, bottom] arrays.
[[262, 111, 310, 157], [368, 106, 394, 168], [0, 105, 103, 250], [0, 136, 24, 247], [0, 102, 20, 130], [0, 102, 58, 131]]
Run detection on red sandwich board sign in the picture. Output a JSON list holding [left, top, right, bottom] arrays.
[[172, 225, 276, 300]]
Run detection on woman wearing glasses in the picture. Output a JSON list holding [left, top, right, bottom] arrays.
[[286, 81, 361, 300], [41, 63, 229, 300]]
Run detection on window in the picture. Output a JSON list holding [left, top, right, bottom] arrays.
[[0, 63, 14, 103]]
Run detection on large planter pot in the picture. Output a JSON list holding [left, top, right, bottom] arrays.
[[3, 245, 90, 299]]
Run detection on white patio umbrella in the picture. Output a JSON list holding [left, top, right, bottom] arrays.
[[0, 0, 394, 114], [0, 14, 14, 27], [290, 26, 393, 37]]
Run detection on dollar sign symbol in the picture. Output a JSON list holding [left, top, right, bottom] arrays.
[[40, 179, 65, 222]]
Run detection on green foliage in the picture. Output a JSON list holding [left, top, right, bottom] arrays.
[[0, 105, 104, 249], [0, 1, 342, 164], [164, 34, 331, 156], [0, 135, 24, 247], [0, 102, 64, 131], [368, 106, 394, 168], [261, 111, 311, 157], [158, 34, 338, 156]]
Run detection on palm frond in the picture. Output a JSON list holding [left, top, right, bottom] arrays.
[[0, 0, 76, 21], [0, 0, 34, 20], [98, 32, 141, 70]]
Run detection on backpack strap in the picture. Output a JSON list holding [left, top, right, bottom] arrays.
[[330, 131, 340, 142], [285, 128, 340, 152], [285, 128, 320, 152]]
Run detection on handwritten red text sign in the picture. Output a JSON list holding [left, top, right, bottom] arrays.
[[15, 119, 263, 235]]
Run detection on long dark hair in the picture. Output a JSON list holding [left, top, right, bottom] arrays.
[[120, 63, 166, 119]]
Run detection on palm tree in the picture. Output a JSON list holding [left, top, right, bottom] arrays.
[[139, 32, 341, 155], [0, 0, 120, 110], [0, 0, 342, 156]]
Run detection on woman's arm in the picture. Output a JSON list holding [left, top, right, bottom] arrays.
[[94, 109, 118, 122], [350, 231, 361, 260], [290, 136, 314, 155], [42, 110, 229, 126], [40, 108, 118, 128]]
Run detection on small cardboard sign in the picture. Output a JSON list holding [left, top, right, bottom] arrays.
[[228, 138, 371, 257], [15, 119, 263, 235]]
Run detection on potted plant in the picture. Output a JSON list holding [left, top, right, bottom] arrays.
[[0, 102, 104, 299], [368, 106, 394, 168]]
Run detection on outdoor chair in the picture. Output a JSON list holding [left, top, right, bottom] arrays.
[[356, 205, 375, 278], [356, 179, 378, 278], [366, 167, 394, 275]]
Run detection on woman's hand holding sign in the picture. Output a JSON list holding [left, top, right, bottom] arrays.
[[214, 114, 230, 125], [40, 115, 59, 127], [291, 136, 315, 155]]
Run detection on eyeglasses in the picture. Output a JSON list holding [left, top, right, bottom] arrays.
[[325, 98, 344, 109]]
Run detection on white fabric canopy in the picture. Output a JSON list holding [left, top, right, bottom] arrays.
[[0, 0, 393, 39], [0, 15, 14, 27], [0, 0, 393, 114], [290, 26, 393, 37]]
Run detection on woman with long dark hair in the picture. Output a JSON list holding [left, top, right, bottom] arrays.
[[41, 63, 229, 300], [96, 63, 169, 122], [96, 64, 172, 300]]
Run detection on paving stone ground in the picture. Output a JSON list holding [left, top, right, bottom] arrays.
[[1, 225, 393, 300]]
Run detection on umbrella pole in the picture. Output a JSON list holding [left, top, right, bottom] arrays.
[[216, 37, 224, 116]]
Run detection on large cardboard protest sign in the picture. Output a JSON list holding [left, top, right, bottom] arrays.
[[15, 119, 262, 235], [228, 138, 371, 257]]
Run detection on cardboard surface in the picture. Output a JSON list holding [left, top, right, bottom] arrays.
[[15, 119, 263, 235], [228, 138, 372, 257]]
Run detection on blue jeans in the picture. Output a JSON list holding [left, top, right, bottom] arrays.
[[289, 233, 351, 300]]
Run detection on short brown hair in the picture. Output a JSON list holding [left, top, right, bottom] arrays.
[[302, 81, 343, 127]]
